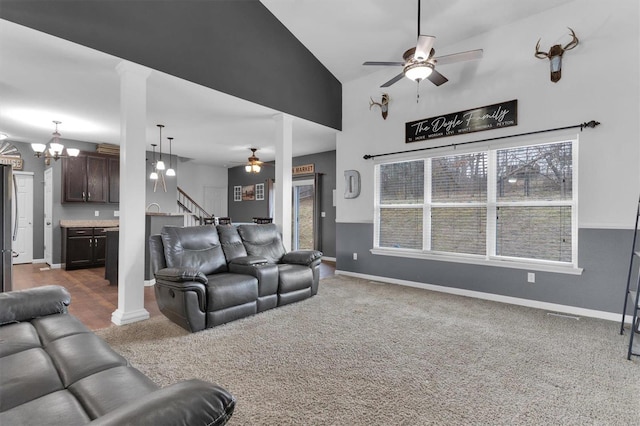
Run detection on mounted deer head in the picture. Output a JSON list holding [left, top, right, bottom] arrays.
[[369, 93, 389, 120], [535, 27, 579, 83]]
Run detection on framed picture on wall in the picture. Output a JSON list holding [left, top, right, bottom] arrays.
[[255, 183, 265, 200], [242, 184, 255, 201], [234, 186, 242, 202]]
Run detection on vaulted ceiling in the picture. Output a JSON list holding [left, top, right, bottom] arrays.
[[0, 0, 573, 166]]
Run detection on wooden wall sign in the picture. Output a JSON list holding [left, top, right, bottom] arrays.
[[405, 99, 518, 143], [293, 163, 314, 175], [0, 155, 23, 170]]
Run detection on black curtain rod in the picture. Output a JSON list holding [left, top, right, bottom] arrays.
[[363, 120, 600, 160]]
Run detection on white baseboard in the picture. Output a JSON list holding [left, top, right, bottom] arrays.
[[144, 279, 155, 287], [322, 256, 336, 262], [31, 258, 46, 264], [334, 270, 629, 324]]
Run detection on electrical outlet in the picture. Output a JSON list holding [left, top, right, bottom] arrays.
[[321, 211, 326, 217], [94, 210, 100, 217], [527, 272, 535, 283], [114, 211, 119, 217], [353, 253, 358, 260]]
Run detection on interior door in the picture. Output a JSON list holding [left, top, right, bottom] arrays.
[[44, 168, 53, 266], [292, 179, 314, 250], [12, 172, 33, 264]]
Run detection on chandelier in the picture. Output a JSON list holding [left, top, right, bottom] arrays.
[[31, 121, 80, 165]]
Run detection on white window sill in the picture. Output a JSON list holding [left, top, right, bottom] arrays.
[[370, 248, 583, 275]]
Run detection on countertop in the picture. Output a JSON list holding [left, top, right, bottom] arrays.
[[59, 220, 119, 228]]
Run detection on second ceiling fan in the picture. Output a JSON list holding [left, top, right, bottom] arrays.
[[363, 0, 483, 88]]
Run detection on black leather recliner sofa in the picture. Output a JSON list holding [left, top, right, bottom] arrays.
[[149, 224, 323, 332], [0, 285, 235, 425]]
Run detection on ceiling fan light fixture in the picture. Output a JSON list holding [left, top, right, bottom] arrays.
[[403, 62, 433, 82]]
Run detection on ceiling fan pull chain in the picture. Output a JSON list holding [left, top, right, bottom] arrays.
[[416, 81, 420, 103]]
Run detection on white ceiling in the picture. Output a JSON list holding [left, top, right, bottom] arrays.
[[0, 0, 572, 167]]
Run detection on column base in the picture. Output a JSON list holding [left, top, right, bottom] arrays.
[[111, 308, 150, 326]]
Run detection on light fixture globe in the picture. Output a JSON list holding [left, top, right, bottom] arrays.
[[165, 168, 176, 177], [31, 143, 47, 155], [403, 61, 433, 82]]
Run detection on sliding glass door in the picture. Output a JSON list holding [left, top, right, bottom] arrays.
[[292, 179, 314, 250]]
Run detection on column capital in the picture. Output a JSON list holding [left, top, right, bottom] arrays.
[[116, 60, 152, 79]]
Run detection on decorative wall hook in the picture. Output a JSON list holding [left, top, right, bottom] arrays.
[[369, 93, 389, 119]]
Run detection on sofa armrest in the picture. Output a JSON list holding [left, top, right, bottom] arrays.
[[282, 250, 323, 266], [90, 379, 235, 426], [155, 267, 208, 284], [228, 255, 268, 267], [0, 285, 71, 325]]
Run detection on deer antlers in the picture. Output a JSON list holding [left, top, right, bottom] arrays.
[[369, 93, 389, 120], [535, 27, 579, 82]]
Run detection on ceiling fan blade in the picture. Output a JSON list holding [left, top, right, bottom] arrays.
[[363, 61, 404, 66], [381, 72, 405, 88], [427, 69, 448, 86], [414, 35, 435, 61], [433, 49, 483, 66]]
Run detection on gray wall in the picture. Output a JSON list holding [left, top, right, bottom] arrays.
[[228, 150, 336, 257], [337, 223, 635, 315]]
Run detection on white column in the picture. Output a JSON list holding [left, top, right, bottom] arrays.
[[111, 61, 151, 325], [274, 113, 293, 251]]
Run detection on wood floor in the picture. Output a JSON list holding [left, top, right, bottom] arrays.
[[12, 261, 336, 330]]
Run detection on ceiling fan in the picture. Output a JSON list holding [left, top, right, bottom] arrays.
[[244, 148, 265, 173], [363, 0, 483, 89]]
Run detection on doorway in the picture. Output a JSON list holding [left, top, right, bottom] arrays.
[[12, 172, 33, 264], [292, 179, 314, 250]]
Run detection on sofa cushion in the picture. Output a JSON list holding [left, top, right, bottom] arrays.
[[0, 390, 91, 426], [162, 226, 228, 275], [0, 322, 41, 357], [237, 224, 286, 264], [217, 225, 248, 261], [207, 273, 258, 311], [46, 333, 128, 387], [32, 313, 90, 346], [69, 366, 159, 419], [0, 348, 64, 411]]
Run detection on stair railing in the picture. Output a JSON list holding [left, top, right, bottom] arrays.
[[177, 186, 215, 227]]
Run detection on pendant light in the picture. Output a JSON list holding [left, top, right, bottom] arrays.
[[149, 144, 158, 180], [165, 137, 176, 177], [155, 124, 165, 170]]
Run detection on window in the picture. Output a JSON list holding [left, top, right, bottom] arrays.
[[233, 186, 242, 202], [374, 139, 577, 268], [255, 183, 265, 201]]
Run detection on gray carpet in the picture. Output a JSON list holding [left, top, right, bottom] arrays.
[[97, 275, 640, 425]]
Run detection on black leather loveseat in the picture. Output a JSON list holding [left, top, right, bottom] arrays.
[[0, 285, 235, 425], [149, 224, 323, 332]]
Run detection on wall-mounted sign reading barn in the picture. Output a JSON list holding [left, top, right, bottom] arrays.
[[405, 99, 517, 143]]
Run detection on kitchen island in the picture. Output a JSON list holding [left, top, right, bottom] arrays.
[[104, 213, 185, 285]]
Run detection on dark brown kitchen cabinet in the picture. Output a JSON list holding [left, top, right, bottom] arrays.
[[62, 227, 108, 270], [108, 157, 120, 203], [62, 152, 117, 203]]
